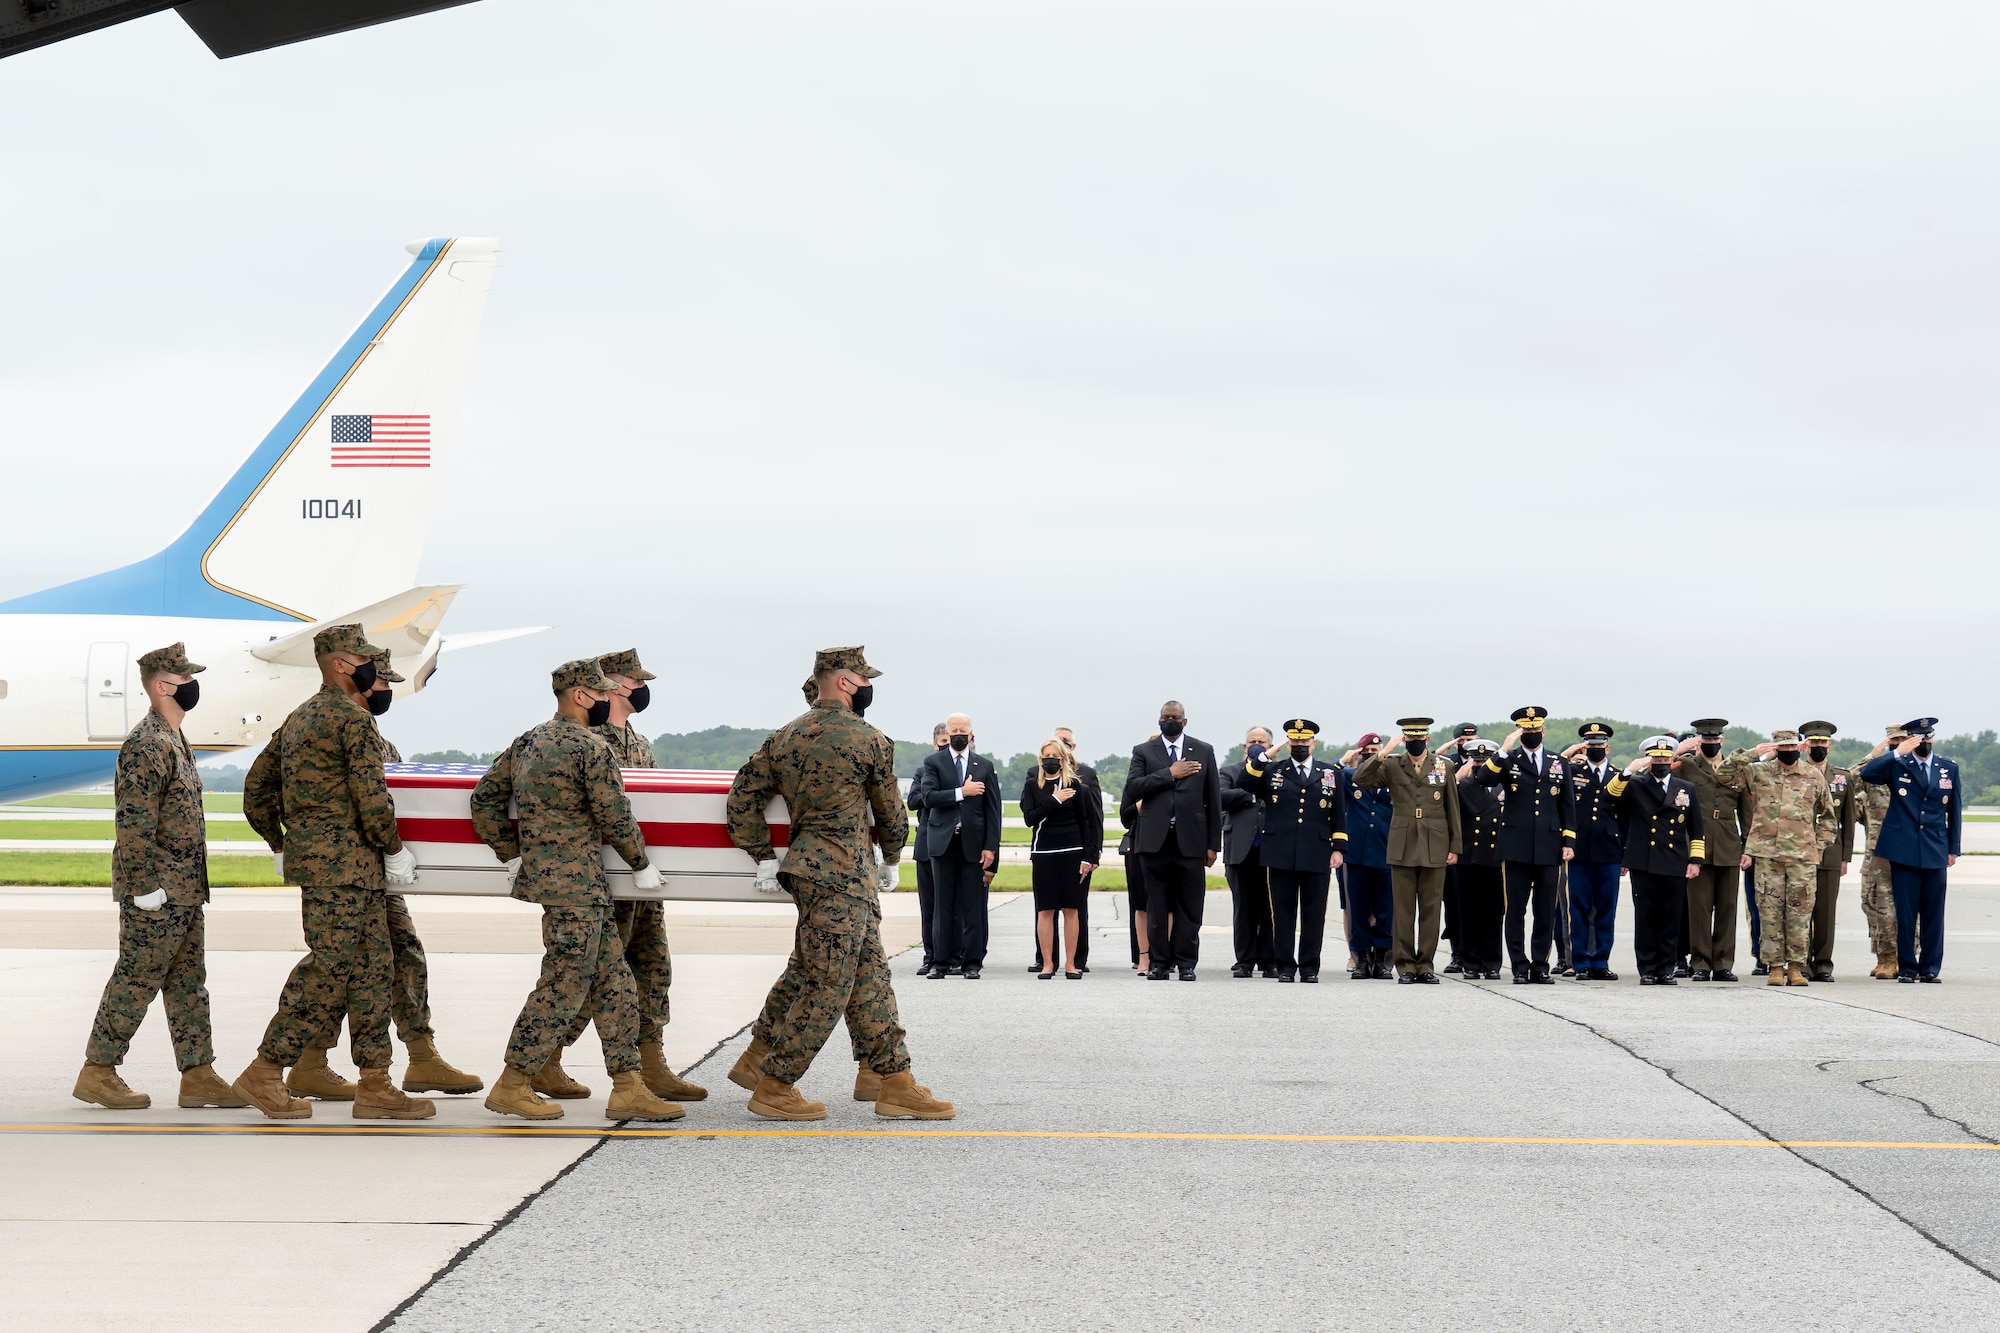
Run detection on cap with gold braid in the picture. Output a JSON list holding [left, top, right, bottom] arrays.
[[1397, 716, 1433, 739], [1510, 706, 1548, 729], [1578, 722, 1613, 741], [1690, 717, 1728, 737], [1641, 735, 1676, 757], [1282, 718, 1320, 742], [1798, 721, 1837, 743]]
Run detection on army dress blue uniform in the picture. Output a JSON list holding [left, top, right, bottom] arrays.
[[1475, 708, 1577, 983], [1566, 725, 1625, 980], [1242, 726, 1349, 981], [1856, 722, 1962, 981], [1339, 759, 1396, 978]]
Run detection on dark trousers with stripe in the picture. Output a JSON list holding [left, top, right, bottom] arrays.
[[1503, 861, 1561, 973], [1890, 862, 1947, 977], [1567, 860, 1622, 972], [1269, 868, 1330, 973], [1630, 871, 1684, 979]]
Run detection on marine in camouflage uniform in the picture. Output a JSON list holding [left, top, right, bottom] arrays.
[[1799, 722, 1856, 981], [472, 658, 680, 1121], [725, 646, 950, 1120], [74, 643, 244, 1112], [1716, 730, 1837, 985], [1851, 725, 1907, 977], [236, 625, 431, 1119]]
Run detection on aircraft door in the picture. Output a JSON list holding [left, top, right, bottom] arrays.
[[85, 641, 130, 739]]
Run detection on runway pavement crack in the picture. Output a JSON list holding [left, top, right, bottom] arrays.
[[1781, 989, 2000, 1053], [1456, 977, 2000, 1286], [1853, 1072, 1996, 1147]]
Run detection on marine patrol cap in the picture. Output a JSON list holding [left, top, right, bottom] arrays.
[[1578, 722, 1614, 741], [1902, 717, 1939, 738], [813, 645, 881, 679], [1690, 718, 1729, 737], [369, 649, 405, 684], [597, 648, 656, 683], [314, 623, 383, 659], [136, 642, 205, 677], [1397, 717, 1434, 738], [1641, 735, 1677, 757], [1771, 729, 1802, 746], [1510, 706, 1549, 729], [801, 675, 819, 704], [1798, 721, 1837, 743], [551, 658, 617, 693], [1282, 718, 1321, 741]]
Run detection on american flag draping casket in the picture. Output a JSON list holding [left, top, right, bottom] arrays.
[[385, 763, 797, 903]]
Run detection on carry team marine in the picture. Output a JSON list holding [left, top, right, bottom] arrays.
[[235, 624, 432, 1121], [1716, 730, 1837, 987], [470, 658, 682, 1122], [539, 649, 707, 1106], [1605, 737, 1706, 985], [724, 646, 953, 1121], [1474, 706, 1576, 984], [1850, 725, 1908, 978], [1673, 720, 1749, 981], [73, 643, 246, 1113], [1798, 721, 1856, 982], [289, 650, 482, 1102], [1351, 718, 1461, 983], [1240, 718, 1350, 983]]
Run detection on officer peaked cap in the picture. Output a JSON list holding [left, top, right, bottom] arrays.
[[1797, 721, 1837, 742], [1577, 722, 1613, 740], [1510, 706, 1549, 727], [1396, 717, 1433, 737], [1641, 735, 1677, 756], [1901, 717, 1938, 737], [1282, 718, 1320, 740], [1690, 718, 1729, 736]]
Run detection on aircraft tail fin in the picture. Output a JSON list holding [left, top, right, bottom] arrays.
[[0, 237, 499, 621]]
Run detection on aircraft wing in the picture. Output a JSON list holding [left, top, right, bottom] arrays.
[[251, 584, 461, 669], [3, 0, 480, 61]]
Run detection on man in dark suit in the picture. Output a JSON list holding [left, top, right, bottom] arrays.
[[1031, 726, 1102, 974], [915, 713, 1003, 979], [1607, 736, 1705, 984], [1857, 718, 1962, 982], [1124, 700, 1223, 980], [1218, 726, 1277, 978], [907, 722, 950, 974], [1474, 705, 1576, 984]]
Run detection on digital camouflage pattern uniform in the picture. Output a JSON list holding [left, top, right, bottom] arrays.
[[1852, 731, 1904, 964], [1717, 742, 1837, 969], [86, 645, 216, 1071], [727, 648, 909, 1086], [242, 626, 403, 1069], [472, 660, 650, 1077]]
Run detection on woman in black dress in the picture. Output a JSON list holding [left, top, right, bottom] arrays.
[[1021, 739, 1104, 979]]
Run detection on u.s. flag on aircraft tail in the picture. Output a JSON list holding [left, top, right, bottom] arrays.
[[331, 414, 431, 467]]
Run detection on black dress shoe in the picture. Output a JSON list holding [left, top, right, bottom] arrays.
[[946, 965, 964, 976], [1713, 970, 1738, 982], [1690, 969, 1712, 982], [1027, 964, 1043, 973], [1147, 966, 1170, 981], [1301, 969, 1319, 983], [1672, 964, 1691, 978], [927, 966, 951, 979], [1486, 970, 1503, 980], [962, 966, 981, 980], [1751, 962, 1769, 976], [1443, 959, 1463, 974], [1919, 973, 1942, 984], [1813, 970, 1835, 983], [1528, 969, 1554, 985], [1281, 969, 1299, 983], [1178, 967, 1197, 981], [1655, 974, 1678, 986], [1417, 972, 1440, 985], [1373, 962, 1395, 981], [1598, 969, 1619, 982], [1512, 969, 1529, 985], [1230, 964, 1252, 978], [1258, 968, 1278, 978], [1640, 974, 1657, 986], [1397, 972, 1417, 984], [1898, 973, 1917, 983]]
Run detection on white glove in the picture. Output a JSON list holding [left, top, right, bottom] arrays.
[[876, 861, 899, 893], [502, 856, 523, 887], [753, 858, 782, 893], [133, 888, 167, 912], [272, 852, 284, 879], [383, 847, 418, 886], [631, 862, 663, 891]]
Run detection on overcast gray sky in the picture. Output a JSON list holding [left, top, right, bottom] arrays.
[[4, 0, 1998, 761]]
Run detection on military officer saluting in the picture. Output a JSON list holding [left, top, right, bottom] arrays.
[[1673, 719, 1749, 980], [1559, 723, 1624, 981], [1607, 737, 1705, 985], [1353, 718, 1461, 984], [1799, 722, 1855, 982], [1242, 719, 1348, 983], [1719, 730, 1836, 987], [1851, 726, 1909, 978], [74, 643, 246, 1112], [1857, 718, 1962, 982], [1475, 706, 1575, 984], [1452, 740, 1507, 979]]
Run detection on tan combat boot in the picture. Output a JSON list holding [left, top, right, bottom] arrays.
[[853, 1065, 933, 1102], [1766, 965, 1786, 987], [604, 1070, 686, 1122], [727, 1036, 772, 1091], [402, 1034, 484, 1095], [73, 1062, 150, 1110], [639, 1040, 709, 1101], [748, 1074, 826, 1122], [286, 1047, 356, 1101], [232, 1056, 312, 1119], [1788, 963, 1811, 986], [178, 1063, 247, 1108], [485, 1067, 563, 1120], [530, 1050, 591, 1099], [354, 1068, 437, 1120], [873, 1071, 956, 1121], [1873, 955, 1899, 980]]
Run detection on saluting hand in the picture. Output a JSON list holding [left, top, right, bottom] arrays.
[[1896, 735, 1924, 757], [1501, 728, 1523, 752]]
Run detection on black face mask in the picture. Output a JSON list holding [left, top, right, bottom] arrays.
[[1585, 745, 1607, 763], [626, 684, 651, 714], [1041, 757, 1061, 775], [1776, 749, 1799, 765], [366, 689, 392, 717], [1292, 744, 1314, 760], [1914, 741, 1933, 758], [171, 679, 200, 712], [1404, 740, 1426, 756], [585, 697, 612, 728], [1649, 761, 1671, 778], [1807, 745, 1827, 763], [848, 683, 873, 717], [1519, 731, 1542, 750], [1158, 718, 1185, 739], [350, 660, 378, 693], [1700, 741, 1721, 758], [949, 733, 970, 752]]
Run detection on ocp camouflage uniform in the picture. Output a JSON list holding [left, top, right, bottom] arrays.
[[87, 707, 216, 1070], [1716, 750, 1836, 969], [1852, 762, 1900, 962], [472, 712, 649, 1076], [1806, 757, 1856, 976], [727, 695, 909, 1086], [243, 682, 402, 1069]]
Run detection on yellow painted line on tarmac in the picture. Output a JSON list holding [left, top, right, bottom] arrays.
[[3, 1122, 1997, 1150]]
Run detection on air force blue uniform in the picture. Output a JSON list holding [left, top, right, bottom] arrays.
[[1340, 767, 1395, 961], [1856, 749, 1962, 978]]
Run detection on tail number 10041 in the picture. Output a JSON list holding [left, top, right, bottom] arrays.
[[303, 499, 362, 519]]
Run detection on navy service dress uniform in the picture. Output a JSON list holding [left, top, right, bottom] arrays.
[[1453, 742, 1507, 978], [1339, 747, 1396, 978], [1856, 718, 1962, 981], [1475, 706, 1576, 983], [1241, 720, 1349, 982], [1608, 737, 1706, 983], [1566, 722, 1624, 980]]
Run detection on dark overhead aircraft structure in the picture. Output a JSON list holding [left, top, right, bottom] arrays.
[[2, 0, 479, 60]]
